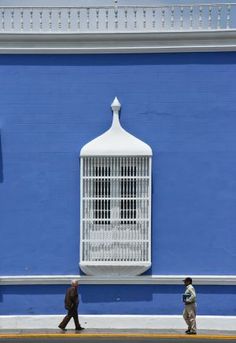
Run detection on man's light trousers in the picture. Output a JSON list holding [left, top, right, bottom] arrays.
[[183, 303, 197, 333]]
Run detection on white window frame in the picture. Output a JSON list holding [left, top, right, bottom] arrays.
[[79, 98, 152, 276]]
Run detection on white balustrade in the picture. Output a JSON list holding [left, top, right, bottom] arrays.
[[0, 3, 234, 34]]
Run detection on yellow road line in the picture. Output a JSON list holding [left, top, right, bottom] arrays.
[[0, 333, 236, 340]]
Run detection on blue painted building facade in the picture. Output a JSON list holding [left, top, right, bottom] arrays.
[[0, 52, 236, 320]]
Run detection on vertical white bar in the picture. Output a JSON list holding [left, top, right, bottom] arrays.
[[115, 160, 117, 199], [88, 158, 91, 229], [89, 158, 92, 248], [148, 157, 152, 263], [105, 158, 108, 251], [86, 159, 89, 249], [102, 157, 104, 225], [130, 157, 132, 215], [112, 157, 116, 262], [80, 158, 83, 262], [141, 158, 143, 200], [109, 157, 112, 262], [143, 158, 145, 262], [124, 157, 130, 227]]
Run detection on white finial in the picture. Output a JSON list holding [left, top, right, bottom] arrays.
[[111, 97, 121, 112]]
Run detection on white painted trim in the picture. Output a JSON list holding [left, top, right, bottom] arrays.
[[1, 275, 236, 285], [0, 314, 236, 331], [80, 97, 152, 156], [0, 4, 234, 35], [1, 31, 236, 53]]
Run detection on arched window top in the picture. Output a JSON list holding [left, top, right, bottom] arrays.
[[80, 97, 152, 157]]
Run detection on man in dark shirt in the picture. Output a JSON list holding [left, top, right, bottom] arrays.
[[58, 280, 84, 331]]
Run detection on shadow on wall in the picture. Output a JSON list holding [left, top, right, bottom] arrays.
[[0, 53, 235, 67], [0, 131, 3, 183]]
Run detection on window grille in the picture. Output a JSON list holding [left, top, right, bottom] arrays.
[[80, 98, 152, 276]]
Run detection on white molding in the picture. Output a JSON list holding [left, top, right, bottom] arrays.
[[1, 31, 236, 53], [0, 314, 236, 331], [1, 274, 236, 285]]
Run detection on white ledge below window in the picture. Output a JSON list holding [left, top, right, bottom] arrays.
[[0, 275, 236, 285], [1, 31, 236, 54]]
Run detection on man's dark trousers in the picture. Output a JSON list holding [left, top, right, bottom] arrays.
[[59, 307, 80, 329]]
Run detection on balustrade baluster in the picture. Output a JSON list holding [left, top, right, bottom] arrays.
[[20, 9, 24, 31], [105, 10, 109, 30], [217, 6, 222, 29], [39, 10, 43, 31], [125, 10, 128, 29], [11, 10, 14, 30], [77, 10, 80, 30], [161, 9, 165, 29], [87, 8, 90, 29], [115, 8, 118, 29], [180, 7, 184, 29], [171, 6, 174, 29], [67, 9, 71, 30], [58, 11, 61, 30], [30, 9, 33, 31], [190, 6, 193, 29], [208, 6, 212, 29], [134, 9, 137, 29], [152, 10, 155, 29], [143, 9, 146, 29], [96, 9, 99, 30], [199, 6, 203, 29], [227, 5, 231, 29], [1, 10, 4, 31], [114, 0, 118, 31], [49, 10, 52, 31]]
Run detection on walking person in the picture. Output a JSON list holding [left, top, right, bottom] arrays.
[[58, 280, 84, 331], [182, 277, 197, 335]]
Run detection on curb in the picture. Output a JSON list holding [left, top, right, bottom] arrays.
[[0, 333, 236, 340]]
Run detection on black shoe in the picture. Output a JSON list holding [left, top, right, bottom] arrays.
[[58, 325, 67, 331], [75, 327, 85, 331], [187, 331, 197, 335], [185, 330, 191, 334]]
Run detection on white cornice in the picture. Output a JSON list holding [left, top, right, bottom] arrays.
[[0, 30, 236, 53], [1, 275, 236, 285]]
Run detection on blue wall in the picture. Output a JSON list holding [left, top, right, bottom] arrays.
[[0, 131, 3, 183], [0, 53, 236, 315], [0, 285, 236, 316]]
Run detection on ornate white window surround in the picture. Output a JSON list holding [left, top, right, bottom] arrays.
[[80, 98, 152, 276], [0, 2, 236, 53]]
